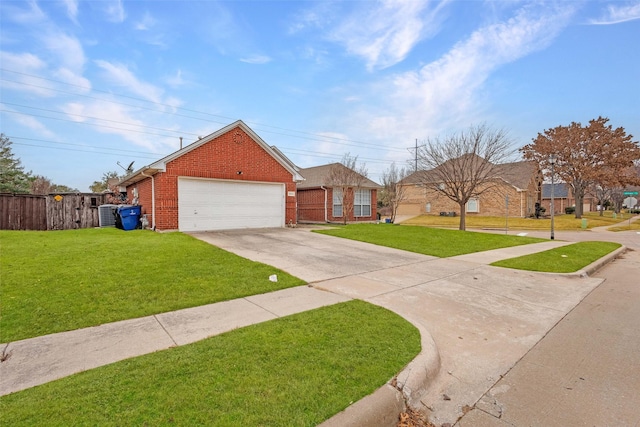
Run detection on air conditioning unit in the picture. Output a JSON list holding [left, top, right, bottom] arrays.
[[98, 204, 118, 227]]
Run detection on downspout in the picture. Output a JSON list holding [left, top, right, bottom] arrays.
[[321, 186, 328, 223], [141, 170, 156, 230]]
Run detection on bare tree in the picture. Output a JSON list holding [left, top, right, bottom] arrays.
[[416, 124, 516, 230], [381, 162, 410, 223], [324, 153, 368, 224], [30, 175, 53, 195], [521, 117, 640, 218]]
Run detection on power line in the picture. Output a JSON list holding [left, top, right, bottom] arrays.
[[7, 136, 161, 156], [10, 141, 160, 159], [1, 68, 410, 152]]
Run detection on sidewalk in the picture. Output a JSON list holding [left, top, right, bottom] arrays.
[[0, 233, 624, 426], [457, 248, 640, 426], [0, 286, 350, 396]]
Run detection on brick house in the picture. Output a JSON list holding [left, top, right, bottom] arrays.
[[297, 163, 381, 223], [541, 183, 601, 214], [541, 183, 571, 214], [397, 160, 541, 218], [118, 120, 303, 232]]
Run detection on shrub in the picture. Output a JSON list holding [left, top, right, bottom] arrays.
[[565, 206, 576, 214]]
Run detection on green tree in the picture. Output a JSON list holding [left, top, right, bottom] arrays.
[[89, 171, 121, 193], [0, 134, 32, 193]]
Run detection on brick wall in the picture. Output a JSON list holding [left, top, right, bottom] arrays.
[[397, 179, 539, 218], [297, 187, 378, 223], [127, 126, 296, 230], [297, 188, 326, 222]]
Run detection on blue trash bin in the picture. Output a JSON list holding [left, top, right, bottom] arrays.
[[117, 205, 142, 231]]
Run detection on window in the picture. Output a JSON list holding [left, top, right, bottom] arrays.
[[466, 198, 479, 213], [354, 189, 371, 217], [333, 188, 343, 217], [425, 202, 431, 213]]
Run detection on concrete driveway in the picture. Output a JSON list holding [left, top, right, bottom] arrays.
[[190, 226, 606, 426]]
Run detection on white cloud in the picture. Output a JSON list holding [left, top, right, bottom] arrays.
[[60, 100, 173, 152], [53, 67, 91, 91], [3, 0, 46, 25], [239, 55, 272, 64], [590, 1, 640, 25], [41, 32, 86, 74], [288, 3, 336, 34], [135, 11, 156, 30], [0, 51, 46, 71], [0, 51, 57, 97], [165, 69, 186, 87], [62, 0, 79, 23], [340, 3, 576, 148], [94, 60, 164, 104], [329, 0, 448, 70], [1, 103, 56, 138], [105, 0, 125, 23]]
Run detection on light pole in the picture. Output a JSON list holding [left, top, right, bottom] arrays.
[[549, 154, 556, 240]]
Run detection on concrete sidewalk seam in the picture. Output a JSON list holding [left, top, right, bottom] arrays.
[[243, 297, 282, 319], [153, 315, 178, 347]]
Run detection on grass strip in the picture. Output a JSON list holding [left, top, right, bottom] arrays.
[[0, 228, 305, 342], [0, 300, 421, 427], [314, 223, 545, 257], [402, 212, 629, 230], [491, 241, 621, 273]]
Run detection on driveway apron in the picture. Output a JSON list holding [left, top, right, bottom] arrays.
[[190, 227, 604, 426]]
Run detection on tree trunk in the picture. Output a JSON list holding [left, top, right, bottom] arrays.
[[574, 191, 584, 219], [458, 202, 466, 231]]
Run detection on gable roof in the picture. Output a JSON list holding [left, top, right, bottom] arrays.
[[494, 161, 539, 190], [401, 159, 538, 191], [119, 120, 303, 186], [297, 163, 381, 189]]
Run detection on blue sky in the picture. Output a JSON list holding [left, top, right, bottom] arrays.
[[1, 0, 639, 191]]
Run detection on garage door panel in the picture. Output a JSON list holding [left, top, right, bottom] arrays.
[[178, 178, 285, 231]]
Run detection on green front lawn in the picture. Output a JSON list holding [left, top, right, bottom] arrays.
[[315, 223, 545, 257], [0, 300, 421, 427], [0, 229, 305, 342], [491, 241, 622, 273]]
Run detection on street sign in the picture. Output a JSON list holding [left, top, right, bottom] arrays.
[[623, 191, 639, 196]]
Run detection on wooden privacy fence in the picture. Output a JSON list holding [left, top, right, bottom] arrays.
[[0, 193, 107, 231]]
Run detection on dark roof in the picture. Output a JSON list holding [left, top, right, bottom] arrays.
[[297, 163, 381, 189], [542, 183, 569, 199]]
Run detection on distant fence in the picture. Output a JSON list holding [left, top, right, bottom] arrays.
[[0, 193, 107, 231]]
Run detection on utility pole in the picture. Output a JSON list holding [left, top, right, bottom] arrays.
[[415, 138, 418, 172]]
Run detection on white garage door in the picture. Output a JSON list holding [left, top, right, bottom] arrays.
[[178, 178, 285, 231]]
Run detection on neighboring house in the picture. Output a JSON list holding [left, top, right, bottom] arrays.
[[397, 160, 541, 218], [297, 163, 381, 223], [118, 120, 303, 232], [541, 183, 601, 214], [541, 183, 570, 214]]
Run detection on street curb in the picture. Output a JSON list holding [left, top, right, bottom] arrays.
[[319, 314, 441, 427], [568, 245, 627, 278]]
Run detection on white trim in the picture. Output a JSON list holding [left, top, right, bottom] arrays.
[[466, 198, 479, 213]]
